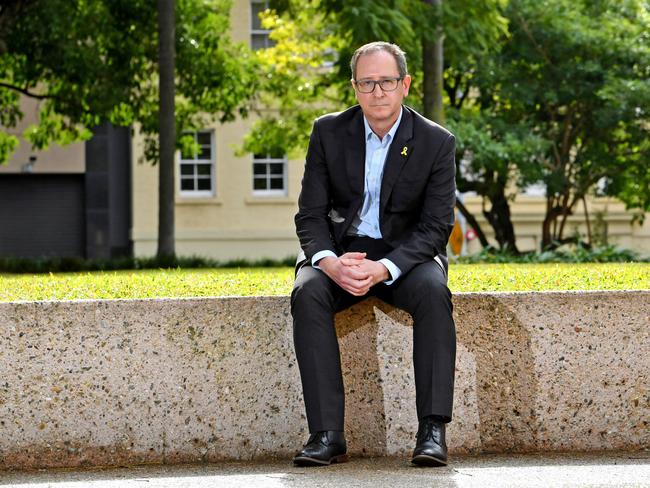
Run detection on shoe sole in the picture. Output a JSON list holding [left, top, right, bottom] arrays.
[[293, 454, 348, 467], [411, 454, 448, 467]]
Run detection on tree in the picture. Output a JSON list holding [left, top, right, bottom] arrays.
[[157, 0, 176, 257], [478, 0, 650, 249], [1, 0, 258, 255], [421, 0, 444, 124]]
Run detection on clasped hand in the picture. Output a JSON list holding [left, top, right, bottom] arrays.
[[318, 252, 389, 296]]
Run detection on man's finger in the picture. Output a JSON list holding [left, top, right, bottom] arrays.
[[341, 275, 373, 291], [340, 252, 366, 260], [340, 267, 370, 280], [342, 285, 369, 296]]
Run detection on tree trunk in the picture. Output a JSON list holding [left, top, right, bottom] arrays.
[[157, 0, 176, 258], [542, 197, 562, 249], [483, 192, 519, 254], [455, 199, 490, 248], [422, 0, 444, 124], [582, 196, 592, 246]]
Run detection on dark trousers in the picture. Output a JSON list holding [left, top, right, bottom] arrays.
[[291, 237, 456, 433]]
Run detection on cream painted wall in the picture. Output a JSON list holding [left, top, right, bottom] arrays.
[[0, 96, 85, 174], [461, 196, 650, 256], [131, 115, 301, 260]]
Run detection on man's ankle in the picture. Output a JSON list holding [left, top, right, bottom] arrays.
[[422, 414, 447, 424]]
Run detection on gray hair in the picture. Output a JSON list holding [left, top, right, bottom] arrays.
[[350, 41, 408, 80]]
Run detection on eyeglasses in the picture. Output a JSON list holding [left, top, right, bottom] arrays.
[[354, 77, 404, 94]]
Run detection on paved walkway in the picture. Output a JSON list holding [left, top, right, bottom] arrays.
[[1, 452, 649, 488]]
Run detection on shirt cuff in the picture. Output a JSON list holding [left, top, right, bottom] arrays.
[[378, 258, 402, 285], [312, 250, 338, 269]]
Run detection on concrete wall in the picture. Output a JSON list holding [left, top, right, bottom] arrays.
[[0, 291, 647, 470]]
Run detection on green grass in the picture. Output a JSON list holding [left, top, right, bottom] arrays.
[[1, 263, 648, 302]]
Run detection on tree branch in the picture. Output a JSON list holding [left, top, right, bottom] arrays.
[[0, 81, 54, 100], [516, 13, 554, 68]]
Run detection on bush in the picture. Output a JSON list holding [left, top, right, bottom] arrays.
[[458, 244, 648, 264], [0, 255, 298, 274]]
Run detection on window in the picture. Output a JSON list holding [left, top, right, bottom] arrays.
[[251, 0, 274, 50], [253, 153, 287, 195], [179, 131, 214, 196]]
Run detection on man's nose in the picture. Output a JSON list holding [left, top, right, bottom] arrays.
[[372, 83, 384, 96]]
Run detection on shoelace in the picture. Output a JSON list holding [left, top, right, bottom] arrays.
[[418, 421, 442, 444]]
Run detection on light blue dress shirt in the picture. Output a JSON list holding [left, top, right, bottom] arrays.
[[312, 108, 403, 285]]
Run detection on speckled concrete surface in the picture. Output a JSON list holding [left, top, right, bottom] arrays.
[[0, 291, 648, 470], [1, 452, 649, 488]]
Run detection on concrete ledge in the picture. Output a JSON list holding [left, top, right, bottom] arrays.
[[0, 291, 648, 470]]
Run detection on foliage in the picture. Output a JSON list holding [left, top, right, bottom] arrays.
[[1, 263, 648, 302], [458, 244, 648, 264], [0, 0, 258, 164], [249, 0, 649, 255], [243, 0, 508, 156], [242, 0, 347, 158], [449, 110, 549, 251], [475, 0, 650, 247], [0, 255, 297, 274]]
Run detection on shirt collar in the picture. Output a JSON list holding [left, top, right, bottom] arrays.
[[363, 106, 403, 144]]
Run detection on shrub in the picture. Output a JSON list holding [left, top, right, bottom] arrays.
[[458, 244, 648, 264], [0, 255, 297, 274]]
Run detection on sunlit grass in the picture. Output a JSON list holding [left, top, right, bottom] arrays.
[[1, 263, 647, 302]]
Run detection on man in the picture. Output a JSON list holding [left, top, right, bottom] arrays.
[[291, 41, 456, 467]]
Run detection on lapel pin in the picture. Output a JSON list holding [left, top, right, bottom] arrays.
[[401, 146, 408, 156]]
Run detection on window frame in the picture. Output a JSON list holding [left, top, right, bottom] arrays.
[[179, 130, 215, 198], [250, 0, 273, 50], [252, 153, 288, 197]]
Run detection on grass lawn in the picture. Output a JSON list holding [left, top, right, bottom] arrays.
[[1, 263, 648, 302]]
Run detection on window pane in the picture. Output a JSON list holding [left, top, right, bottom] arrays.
[[270, 163, 284, 175], [197, 132, 211, 145], [251, 34, 267, 51], [199, 146, 211, 160], [251, 2, 266, 30], [254, 177, 268, 190], [180, 164, 194, 176], [181, 178, 195, 191], [270, 177, 284, 190], [197, 164, 211, 176], [253, 163, 267, 175], [197, 178, 212, 191]]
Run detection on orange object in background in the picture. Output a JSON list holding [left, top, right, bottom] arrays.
[[449, 217, 463, 256]]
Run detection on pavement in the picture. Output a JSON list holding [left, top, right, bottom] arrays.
[[1, 451, 649, 488]]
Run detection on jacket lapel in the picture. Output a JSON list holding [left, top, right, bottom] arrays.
[[380, 107, 414, 214], [344, 109, 366, 198]]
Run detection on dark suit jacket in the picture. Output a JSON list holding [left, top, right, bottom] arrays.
[[295, 104, 456, 279]]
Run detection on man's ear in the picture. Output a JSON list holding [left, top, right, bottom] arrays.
[[402, 75, 412, 96], [351, 79, 360, 102]]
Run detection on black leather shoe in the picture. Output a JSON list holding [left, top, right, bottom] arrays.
[[411, 417, 448, 466], [293, 431, 348, 466]]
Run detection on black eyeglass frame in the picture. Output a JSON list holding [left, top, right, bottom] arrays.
[[353, 76, 405, 94]]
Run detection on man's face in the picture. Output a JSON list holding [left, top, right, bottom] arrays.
[[352, 51, 411, 127]]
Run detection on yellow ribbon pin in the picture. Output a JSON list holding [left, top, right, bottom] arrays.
[[401, 146, 408, 156]]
